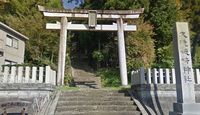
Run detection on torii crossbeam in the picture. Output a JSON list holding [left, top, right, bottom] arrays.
[[38, 5, 144, 86]]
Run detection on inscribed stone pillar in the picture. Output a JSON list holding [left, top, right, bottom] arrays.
[[170, 22, 200, 115]]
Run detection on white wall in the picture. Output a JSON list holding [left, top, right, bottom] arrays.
[[0, 28, 26, 65]]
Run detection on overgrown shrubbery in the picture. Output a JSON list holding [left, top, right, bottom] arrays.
[[96, 68, 121, 87], [64, 74, 74, 86]]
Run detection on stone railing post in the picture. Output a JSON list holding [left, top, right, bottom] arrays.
[[172, 68, 176, 84], [139, 67, 146, 84], [158, 68, 164, 84], [165, 68, 170, 84], [10, 66, 16, 83], [3, 66, 9, 83], [131, 71, 136, 85], [131, 71, 134, 85], [195, 69, 200, 84], [45, 66, 50, 84], [17, 66, 23, 83], [50, 69, 53, 84], [53, 70, 56, 85], [147, 68, 152, 84], [131, 70, 139, 85], [39, 67, 44, 83], [25, 67, 30, 83], [32, 66, 37, 83], [152, 68, 158, 84]]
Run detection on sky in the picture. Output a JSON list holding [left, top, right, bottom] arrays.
[[62, 0, 84, 9]]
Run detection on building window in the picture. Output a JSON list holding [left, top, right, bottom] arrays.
[[6, 35, 18, 49], [6, 35, 12, 46], [0, 51, 3, 57], [4, 60, 17, 65], [13, 38, 18, 48]]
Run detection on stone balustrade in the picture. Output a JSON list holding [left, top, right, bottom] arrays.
[[0, 65, 56, 85], [131, 67, 200, 85]]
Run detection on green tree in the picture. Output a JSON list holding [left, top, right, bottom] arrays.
[[186, 0, 200, 67], [147, 0, 177, 67], [126, 19, 155, 70], [0, 0, 62, 68]]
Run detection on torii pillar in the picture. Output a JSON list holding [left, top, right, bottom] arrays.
[[117, 18, 127, 85], [57, 17, 67, 85]]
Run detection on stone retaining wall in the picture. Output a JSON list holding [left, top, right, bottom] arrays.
[[131, 84, 200, 115], [0, 83, 55, 115]]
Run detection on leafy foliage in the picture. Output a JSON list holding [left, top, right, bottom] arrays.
[[188, 0, 200, 67], [0, 0, 62, 69], [126, 19, 155, 70], [92, 50, 104, 62], [153, 44, 174, 68], [146, 0, 177, 67], [148, 0, 177, 48], [96, 68, 121, 87], [104, 0, 149, 10]]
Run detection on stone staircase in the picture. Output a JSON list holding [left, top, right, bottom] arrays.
[[55, 89, 141, 115], [72, 61, 101, 89]]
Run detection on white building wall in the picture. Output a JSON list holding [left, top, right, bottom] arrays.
[[0, 28, 26, 66]]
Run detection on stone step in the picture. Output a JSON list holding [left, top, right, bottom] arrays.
[[60, 92, 127, 96], [58, 96, 131, 101], [55, 111, 141, 115], [55, 90, 141, 115], [57, 101, 134, 106], [61, 90, 126, 92], [74, 77, 98, 81], [56, 105, 138, 112], [75, 84, 100, 89], [61, 90, 126, 93]]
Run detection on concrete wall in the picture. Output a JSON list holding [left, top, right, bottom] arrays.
[[131, 84, 200, 115], [0, 28, 26, 65], [0, 83, 56, 114], [0, 30, 5, 66]]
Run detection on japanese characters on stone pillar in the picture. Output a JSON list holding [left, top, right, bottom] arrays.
[[170, 22, 200, 115], [174, 22, 195, 103], [179, 32, 193, 83]]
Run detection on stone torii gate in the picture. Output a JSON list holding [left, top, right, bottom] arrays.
[[38, 6, 143, 86]]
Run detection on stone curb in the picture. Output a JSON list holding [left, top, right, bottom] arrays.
[[128, 90, 150, 115], [44, 90, 61, 115]]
